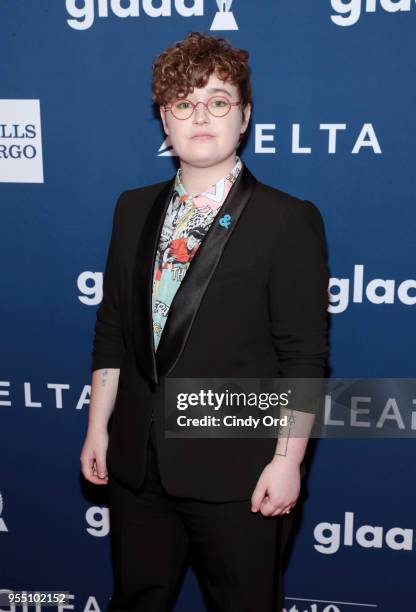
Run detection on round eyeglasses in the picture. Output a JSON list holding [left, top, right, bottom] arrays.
[[163, 95, 241, 120]]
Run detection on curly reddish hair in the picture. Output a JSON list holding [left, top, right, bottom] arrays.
[[151, 31, 252, 109]]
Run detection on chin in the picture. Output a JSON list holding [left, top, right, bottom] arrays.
[[180, 152, 222, 168]]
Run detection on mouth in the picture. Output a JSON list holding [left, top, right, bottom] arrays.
[[191, 134, 215, 140]]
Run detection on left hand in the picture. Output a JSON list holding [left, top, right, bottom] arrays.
[[251, 457, 301, 517]]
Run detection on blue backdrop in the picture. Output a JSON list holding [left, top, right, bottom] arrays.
[[1, 1, 415, 610]]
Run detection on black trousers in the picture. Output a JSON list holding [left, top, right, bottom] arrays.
[[107, 423, 293, 611]]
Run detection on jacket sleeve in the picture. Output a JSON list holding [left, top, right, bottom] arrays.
[[267, 199, 329, 379], [91, 191, 128, 372]]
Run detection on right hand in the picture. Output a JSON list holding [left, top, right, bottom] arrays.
[[80, 428, 109, 485]]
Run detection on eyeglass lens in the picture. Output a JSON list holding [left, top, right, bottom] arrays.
[[171, 96, 231, 119]]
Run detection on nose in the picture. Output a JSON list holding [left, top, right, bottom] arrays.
[[193, 102, 209, 124]]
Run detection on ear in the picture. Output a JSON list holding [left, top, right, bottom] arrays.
[[240, 103, 251, 135], [159, 106, 170, 135]]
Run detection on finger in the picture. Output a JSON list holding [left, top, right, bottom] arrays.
[[80, 458, 108, 485], [95, 456, 108, 480], [260, 496, 281, 517], [80, 456, 94, 479], [270, 507, 286, 516], [262, 493, 290, 516], [272, 504, 294, 517], [88, 474, 109, 485], [251, 484, 267, 512], [81, 468, 109, 485]]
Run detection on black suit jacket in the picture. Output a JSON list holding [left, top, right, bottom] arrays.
[[91, 162, 329, 501]]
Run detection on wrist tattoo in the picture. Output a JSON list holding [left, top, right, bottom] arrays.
[[274, 435, 289, 456]]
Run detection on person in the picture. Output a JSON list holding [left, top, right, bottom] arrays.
[[80, 31, 329, 612]]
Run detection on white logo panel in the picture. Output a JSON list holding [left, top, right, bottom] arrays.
[[0, 100, 44, 183]]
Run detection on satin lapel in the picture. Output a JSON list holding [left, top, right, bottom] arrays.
[[156, 163, 257, 379], [132, 177, 175, 387]]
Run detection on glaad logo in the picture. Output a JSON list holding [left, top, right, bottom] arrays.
[[331, 0, 414, 27], [78, 271, 104, 305], [0, 492, 8, 532], [86, 505, 110, 537], [66, 0, 239, 32], [66, 0, 204, 31], [211, 0, 238, 30], [329, 264, 416, 313], [314, 511, 413, 554]]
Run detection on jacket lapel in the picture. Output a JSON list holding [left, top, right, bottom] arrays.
[[132, 162, 257, 386], [156, 163, 257, 379], [132, 177, 175, 387]]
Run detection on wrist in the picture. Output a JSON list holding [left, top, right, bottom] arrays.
[[271, 453, 302, 467], [88, 421, 109, 435]]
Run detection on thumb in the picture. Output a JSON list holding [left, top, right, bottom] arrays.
[[251, 481, 267, 512], [95, 455, 108, 479]]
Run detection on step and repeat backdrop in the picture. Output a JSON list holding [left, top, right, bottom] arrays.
[[1, 1, 415, 611]]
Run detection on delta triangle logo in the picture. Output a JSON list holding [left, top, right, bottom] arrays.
[[157, 136, 177, 157]]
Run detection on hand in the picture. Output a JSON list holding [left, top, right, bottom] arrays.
[[80, 427, 109, 485], [251, 457, 301, 516]]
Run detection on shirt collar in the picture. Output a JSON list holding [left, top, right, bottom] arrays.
[[174, 156, 242, 203]]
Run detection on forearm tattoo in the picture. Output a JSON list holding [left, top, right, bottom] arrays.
[[100, 369, 109, 388], [274, 411, 296, 456]]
